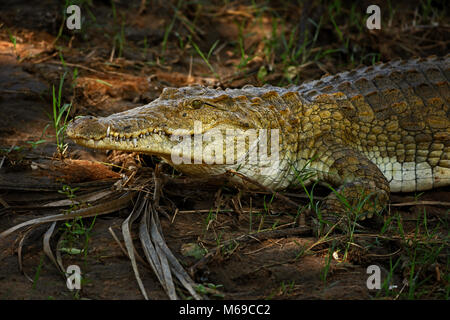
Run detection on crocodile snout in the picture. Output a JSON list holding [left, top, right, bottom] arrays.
[[66, 116, 107, 140]]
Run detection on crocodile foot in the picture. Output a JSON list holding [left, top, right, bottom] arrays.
[[309, 142, 390, 236]]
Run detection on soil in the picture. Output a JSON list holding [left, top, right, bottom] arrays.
[[0, 0, 448, 300]]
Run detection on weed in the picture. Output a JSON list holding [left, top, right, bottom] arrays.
[[191, 39, 220, 80], [265, 280, 296, 298], [372, 208, 449, 299], [32, 255, 45, 289], [249, 197, 253, 233], [236, 20, 255, 70], [118, 21, 125, 58], [321, 241, 336, 283], [262, 194, 275, 215], [194, 283, 224, 299], [290, 159, 320, 228], [6, 27, 18, 59], [94, 79, 113, 87], [414, 192, 424, 202], [325, 184, 379, 258], [400, 209, 448, 299], [204, 207, 217, 234], [420, 0, 436, 23], [58, 184, 79, 207], [294, 241, 306, 260], [58, 185, 96, 263], [160, 0, 183, 59], [26, 139, 47, 149], [48, 71, 72, 156], [108, 0, 126, 59], [380, 213, 397, 235], [279, 280, 295, 296], [221, 241, 238, 256], [161, 11, 177, 58], [174, 31, 186, 51], [53, 0, 69, 45], [387, 0, 396, 27], [328, 2, 344, 44], [377, 257, 401, 298], [257, 65, 268, 83]]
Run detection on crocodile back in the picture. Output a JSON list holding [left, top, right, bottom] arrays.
[[294, 55, 449, 192]]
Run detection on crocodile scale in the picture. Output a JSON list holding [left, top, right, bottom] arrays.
[[67, 55, 449, 223]]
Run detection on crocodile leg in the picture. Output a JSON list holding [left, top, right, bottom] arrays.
[[312, 143, 390, 235], [66, 56, 450, 234]]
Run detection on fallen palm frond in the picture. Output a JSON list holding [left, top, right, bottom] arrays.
[[121, 191, 150, 300], [1, 171, 203, 299], [1, 186, 136, 291], [17, 226, 38, 283], [119, 179, 202, 300], [147, 202, 201, 299], [42, 222, 63, 274], [42, 189, 116, 207], [0, 192, 134, 239]]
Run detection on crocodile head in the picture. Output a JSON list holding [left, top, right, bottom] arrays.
[[67, 85, 286, 172]]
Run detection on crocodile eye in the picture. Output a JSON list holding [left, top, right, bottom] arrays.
[[192, 99, 203, 109]]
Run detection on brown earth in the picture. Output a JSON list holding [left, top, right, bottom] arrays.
[[0, 0, 448, 300]]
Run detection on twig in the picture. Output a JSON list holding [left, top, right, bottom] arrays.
[[47, 60, 105, 74], [391, 200, 450, 207], [32, 51, 58, 64], [47, 60, 133, 78]]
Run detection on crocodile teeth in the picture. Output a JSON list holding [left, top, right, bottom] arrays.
[[106, 126, 110, 137], [139, 134, 143, 139], [132, 138, 138, 147]]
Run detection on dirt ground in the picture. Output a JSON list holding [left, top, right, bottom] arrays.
[[0, 0, 448, 300]]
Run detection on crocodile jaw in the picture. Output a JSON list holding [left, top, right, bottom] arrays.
[[66, 85, 272, 165], [66, 115, 257, 164], [67, 116, 179, 157], [66, 113, 287, 188]]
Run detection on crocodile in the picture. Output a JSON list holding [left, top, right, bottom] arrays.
[[67, 55, 450, 230]]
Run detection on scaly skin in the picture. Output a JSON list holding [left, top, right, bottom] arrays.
[[67, 55, 450, 227]]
